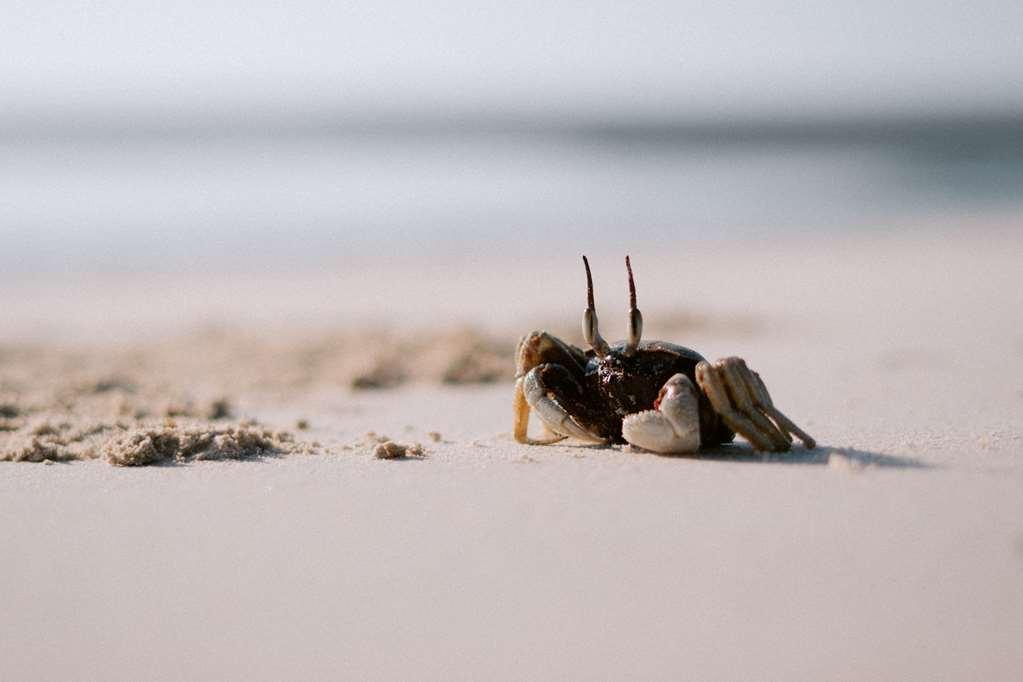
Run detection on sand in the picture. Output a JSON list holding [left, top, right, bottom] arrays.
[[2, 228, 1022, 680]]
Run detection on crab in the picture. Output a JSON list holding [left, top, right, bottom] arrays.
[[513, 256, 816, 454]]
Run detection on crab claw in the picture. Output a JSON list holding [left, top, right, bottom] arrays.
[[521, 369, 607, 444], [622, 373, 701, 454]]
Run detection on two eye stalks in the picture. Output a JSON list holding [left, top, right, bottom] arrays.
[[582, 255, 644, 357]]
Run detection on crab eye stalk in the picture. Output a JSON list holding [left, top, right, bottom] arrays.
[[582, 255, 610, 357], [624, 255, 643, 356]]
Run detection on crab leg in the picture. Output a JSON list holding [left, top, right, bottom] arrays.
[[746, 369, 816, 449], [697, 361, 775, 451], [696, 358, 814, 452], [699, 359, 777, 449], [717, 359, 792, 450], [515, 330, 588, 379], [514, 377, 567, 445]]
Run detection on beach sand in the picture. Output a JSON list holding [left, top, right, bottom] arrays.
[[2, 227, 1022, 680]]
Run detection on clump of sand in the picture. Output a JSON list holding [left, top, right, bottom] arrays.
[[0, 411, 313, 466], [373, 440, 426, 459], [2, 433, 78, 463], [104, 424, 300, 466], [0, 419, 114, 462], [341, 431, 427, 459]]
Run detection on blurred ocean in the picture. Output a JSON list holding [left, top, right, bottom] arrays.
[[2, 116, 1022, 275], [3, 1, 1022, 275]]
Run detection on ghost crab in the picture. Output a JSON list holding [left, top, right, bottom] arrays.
[[513, 256, 816, 454]]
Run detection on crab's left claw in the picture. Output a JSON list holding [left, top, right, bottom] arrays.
[[622, 373, 701, 454]]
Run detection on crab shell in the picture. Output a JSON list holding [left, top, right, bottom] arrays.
[[569, 340, 735, 445]]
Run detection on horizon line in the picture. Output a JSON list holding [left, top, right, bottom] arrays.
[[3, 109, 1023, 150]]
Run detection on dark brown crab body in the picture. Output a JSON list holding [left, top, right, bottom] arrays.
[[513, 257, 815, 454], [538, 340, 733, 446]]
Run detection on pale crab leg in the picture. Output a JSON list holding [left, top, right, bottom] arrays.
[[717, 358, 792, 451], [521, 368, 607, 444], [514, 330, 590, 445], [745, 368, 816, 449], [621, 373, 701, 454], [514, 377, 567, 445], [515, 330, 587, 378], [696, 361, 779, 452], [696, 358, 816, 452]]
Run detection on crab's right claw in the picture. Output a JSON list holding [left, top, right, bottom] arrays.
[[514, 377, 566, 445], [516, 368, 606, 444], [622, 373, 701, 454]]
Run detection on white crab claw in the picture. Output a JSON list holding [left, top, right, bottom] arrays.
[[522, 370, 606, 444], [622, 373, 701, 454]]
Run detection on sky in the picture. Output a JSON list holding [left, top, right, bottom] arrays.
[[3, 0, 1023, 128]]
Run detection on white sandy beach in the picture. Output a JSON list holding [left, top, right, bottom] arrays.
[[2, 227, 1022, 680]]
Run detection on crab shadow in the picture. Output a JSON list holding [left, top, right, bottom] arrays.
[[659, 443, 933, 469]]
